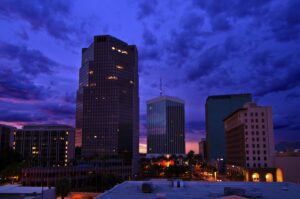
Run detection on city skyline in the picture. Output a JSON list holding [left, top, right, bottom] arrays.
[[0, 0, 300, 153]]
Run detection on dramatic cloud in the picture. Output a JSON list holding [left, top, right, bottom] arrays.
[[0, 41, 57, 75]]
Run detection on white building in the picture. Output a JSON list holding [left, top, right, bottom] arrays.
[[224, 102, 275, 169], [0, 184, 55, 199], [95, 179, 300, 199]]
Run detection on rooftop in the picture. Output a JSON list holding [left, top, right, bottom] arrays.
[[96, 180, 300, 199], [147, 95, 184, 104], [0, 184, 52, 194]]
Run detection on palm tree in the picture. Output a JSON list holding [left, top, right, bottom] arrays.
[[56, 178, 71, 199], [187, 150, 195, 179]]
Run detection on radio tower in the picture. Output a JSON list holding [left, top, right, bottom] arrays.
[[160, 77, 163, 96]]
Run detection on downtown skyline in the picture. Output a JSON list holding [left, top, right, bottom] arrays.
[[0, 0, 300, 153]]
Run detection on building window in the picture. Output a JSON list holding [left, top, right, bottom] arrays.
[[246, 144, 249, 148], [264, 157, 267, 161], [252, 144, 255, 148], [263, 138, 266, 141], [253, 150, 256, 154], [258, 157, 260, 160], [262, 125, 265, 129], [256, 138, 259, 141], [245, 113, 247, 116], [89, 70, 94, 75], [263, 144, 266, 148], [263, 131, 266, 135], [255, 112, 258, 116], [251, 113, 253, 116], [252, 131, 254, 135], [258, 163, 261, 168], [262, 119, 265, 122], [252, 138, 255, 142], [262, 112, 264, 116], [256, 131, 259, 135], [264, 150, 266, 154], [253, 157, 256, 160], [264, 163, 268, 167], [116, 65, 124, 69], [247, 163, 250, 167], [257, 144, 260, 147], [107, 76, 118, 80], [246, 150, 249, 154], [257, 151, 260, 154], [253, 163, 256, 167], [247, 157, 249, 160]]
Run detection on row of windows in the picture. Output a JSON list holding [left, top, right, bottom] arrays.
[[245, 119, 265, 123], [244, 112, 265, 117], [244, 125, 265, 129], [246, 150, 267, 155], [245, 131, 266, 135], [246, 137, 267, 142], [246, 144, 267, 148], [247, 163, 268, 168], [246, 156, 267, 161]]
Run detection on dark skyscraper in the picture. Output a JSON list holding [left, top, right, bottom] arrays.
[[205, 94, 252, 161], [76, 35, 139, 171], [0, 124, 15, 152], [147, 96, 185, 154]]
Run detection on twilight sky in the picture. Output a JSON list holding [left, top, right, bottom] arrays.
[[0, 0, 300, 153]]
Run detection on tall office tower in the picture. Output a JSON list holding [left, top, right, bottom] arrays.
[[0, 124, 16, 152], [198, 138, 207, 160], [13, 125, 75, 167], [147, 96, 185, 155], [224, 102, 275, 169], [76, 35, 139, 170], [206, 94, 252, 161]]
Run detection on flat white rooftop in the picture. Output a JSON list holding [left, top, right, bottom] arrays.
[[0, 184, 52, 194], [96, 180, 300, 199]]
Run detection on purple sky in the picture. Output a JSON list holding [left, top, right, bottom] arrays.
[[0, 0, 300, 153]]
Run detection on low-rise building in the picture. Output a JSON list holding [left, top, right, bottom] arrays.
[[95, 179, 300, 199], [224, 102, 279, 182], [13, 124, 75, 167], [275, 152, 300, 183], [0, 184, 55, 199]]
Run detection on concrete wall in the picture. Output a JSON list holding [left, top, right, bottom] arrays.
[[275, 156, 300, 183]]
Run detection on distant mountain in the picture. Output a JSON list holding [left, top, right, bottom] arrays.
[[275, 141, 300, 152]]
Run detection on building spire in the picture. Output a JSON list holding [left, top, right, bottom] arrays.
[[160, 77, 163, 96]]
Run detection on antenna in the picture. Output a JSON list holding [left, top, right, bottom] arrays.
[[160, 77, 163, 96]]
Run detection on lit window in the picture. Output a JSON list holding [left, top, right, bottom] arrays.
[[66, 131, 69, 135], [122, 50, 128, 54], [118, 49, 121, 52], [129, 80, 134, 84], [107, 76, 118, 80], [90, 83, 96, 87], [116, 65, 124, 69], [89, 70, 94, 75], [112, 46, 116, 50], [94, 135, 97, 139]]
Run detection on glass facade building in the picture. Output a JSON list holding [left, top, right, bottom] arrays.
[[147, 96, 185, 154], [76, 35, 139, 172], [205, 94, 252, 161]]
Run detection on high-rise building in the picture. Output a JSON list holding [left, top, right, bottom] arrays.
[[224, 102, 275, 168], [206, 94, 252, 161], [13, 125, 75, 167], [0, 124, 16, 152], [147, 96, 185, 155], [198, 138, 207, 161], [76, 35, 139, 171]]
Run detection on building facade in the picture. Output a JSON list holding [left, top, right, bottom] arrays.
[[147, 96, 185, 155], [76, 35, 139, 172], [198, 138, 207, 161], [224, 102, 275, 168], [205, 94, 252, 161], [13, 125, 75, 167], [0, 124, 15, 152], [224, 102, 279, 182]]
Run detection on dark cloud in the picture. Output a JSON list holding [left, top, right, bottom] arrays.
[[268, 0, 300, 42], [0, 69, 48, 100], [40, 103, 75, 118], [187, 45, 228, 81], [0, 0, 73, 41], [0, 110, 47, 123], [137, 0, 158, 20], [142, 28, 157, 45], [0, 41, 57, 75]]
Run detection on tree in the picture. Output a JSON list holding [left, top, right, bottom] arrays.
[[56, 178, 71, 199], [186, 150, 195, 179]]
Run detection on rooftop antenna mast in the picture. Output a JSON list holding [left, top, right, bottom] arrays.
[[160, 77, 163, 96]]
